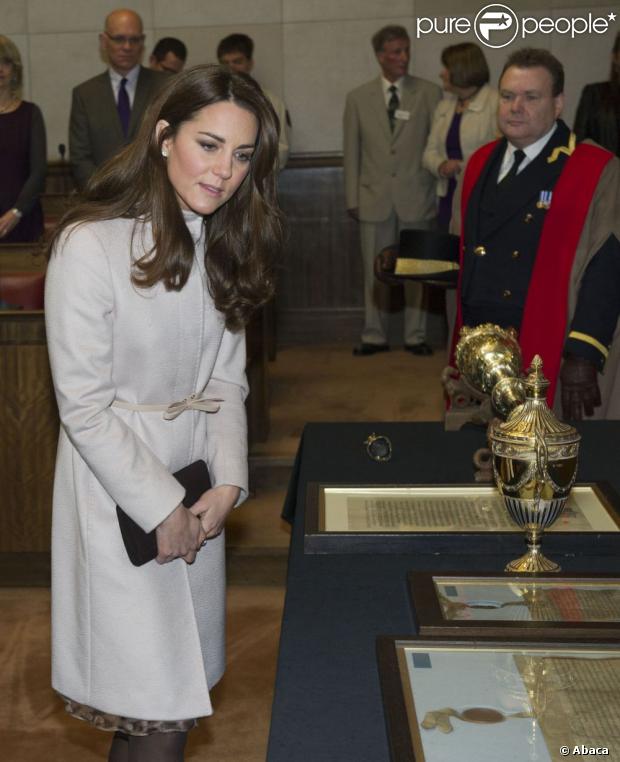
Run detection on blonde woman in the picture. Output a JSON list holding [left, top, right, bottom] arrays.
[[0, 35, 46, 241]]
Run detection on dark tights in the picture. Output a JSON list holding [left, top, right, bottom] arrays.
[[108, 730, 187, 762]]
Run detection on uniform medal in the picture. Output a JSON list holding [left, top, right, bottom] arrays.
[[536, 190, 552, 209]]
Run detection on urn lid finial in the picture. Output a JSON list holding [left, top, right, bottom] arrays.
[[524, 355, 550, 399]]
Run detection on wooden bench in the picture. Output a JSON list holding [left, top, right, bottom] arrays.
[[0, 244, 55, 582]]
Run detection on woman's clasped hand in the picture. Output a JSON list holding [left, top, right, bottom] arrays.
[[156, 485, 240, 564]]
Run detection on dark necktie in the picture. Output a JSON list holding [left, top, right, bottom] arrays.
[[387, 85, 399, 132], [117, 77, 131, 137], [499, 149, 526, 185]]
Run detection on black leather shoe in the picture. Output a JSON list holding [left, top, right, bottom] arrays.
[[405, 342, 433, 356], [353, 343, 390, 356]]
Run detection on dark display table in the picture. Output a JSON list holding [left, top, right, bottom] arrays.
[[267, 421, 620, 762]]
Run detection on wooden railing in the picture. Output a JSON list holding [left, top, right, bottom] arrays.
[[0, 244, 55, 571]]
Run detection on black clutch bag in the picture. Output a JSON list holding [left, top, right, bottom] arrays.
[[116, 460, 211, 567]]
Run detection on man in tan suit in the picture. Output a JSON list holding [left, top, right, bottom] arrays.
[[344, 25, 441, 355]]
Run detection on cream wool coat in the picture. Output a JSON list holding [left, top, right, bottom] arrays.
[[45, 213, 249, 720], [422, 84, 499, 200]]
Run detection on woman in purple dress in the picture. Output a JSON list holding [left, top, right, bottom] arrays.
[[0, 35, 46, 242], [423, 43, 498, 232]]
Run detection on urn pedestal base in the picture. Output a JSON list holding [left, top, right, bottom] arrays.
[[505, 532, 561, 573]]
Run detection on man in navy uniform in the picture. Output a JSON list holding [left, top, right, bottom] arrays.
[[382, 48, 620, 419], [453, 47, 620, 420]]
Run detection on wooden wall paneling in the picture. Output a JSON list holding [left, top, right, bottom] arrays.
[[0, 312, 58, 556], [245, 307, 269, 444], [0, 247, 55, 581], [276, 158, 448, 348], [41, 194, 73, 223], [279, 165, 363, 308], [277, 163, 364, 344], [44, 160, 74, 195], [0, 243, 48, 272], [42, 161, 76, 236]]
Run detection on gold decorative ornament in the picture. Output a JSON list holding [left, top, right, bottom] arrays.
[[455, 323, 525, 418], [490, 356, 580, 572], [454, 324, 581, 573], [394, 258, 459, 276]]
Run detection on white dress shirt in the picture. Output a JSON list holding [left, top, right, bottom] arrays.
[[497, 122, 558, 182], [381, 76, 403, 107], [108, 64, 140, 107]]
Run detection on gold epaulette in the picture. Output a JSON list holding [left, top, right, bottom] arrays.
[[547, 132, 576, 164]]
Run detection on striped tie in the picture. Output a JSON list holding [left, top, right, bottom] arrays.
[[387, 85, 399, 132]]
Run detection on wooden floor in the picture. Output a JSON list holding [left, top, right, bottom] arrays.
[[250, 343, 446, 458], [1, 344, 445, 761], [0, 586, 285, 762]]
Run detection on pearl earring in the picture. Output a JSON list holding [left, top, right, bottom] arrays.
[[161, 148, 168, 158]]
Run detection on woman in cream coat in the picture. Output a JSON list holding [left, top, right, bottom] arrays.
[[423, 43, 498, 231], [45, 66, 282, 761]]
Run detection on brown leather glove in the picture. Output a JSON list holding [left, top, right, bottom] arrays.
[[559, 354, 601, 420], [373, 246, 402, 285]]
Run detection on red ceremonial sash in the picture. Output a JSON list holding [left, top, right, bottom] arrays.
[[519, 143, 612, 404], [451, 140, 612, 406]]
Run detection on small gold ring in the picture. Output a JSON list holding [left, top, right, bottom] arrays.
[[364, 433, 392, 462]]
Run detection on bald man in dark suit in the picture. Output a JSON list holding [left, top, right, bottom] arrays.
[[69, 8, 167, 189]]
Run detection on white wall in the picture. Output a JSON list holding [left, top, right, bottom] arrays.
[[3, 0, 618, 159]]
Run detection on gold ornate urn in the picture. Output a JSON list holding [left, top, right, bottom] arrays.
[[454, 324, 581, 573], [490, 356, 580, 572]]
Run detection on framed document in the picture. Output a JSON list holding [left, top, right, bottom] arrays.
[[376, 636, 620, 762], [408, 571, 620, 640], [304, 482, 620, 554]]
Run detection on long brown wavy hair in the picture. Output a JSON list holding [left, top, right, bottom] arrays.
[[48, 65, 283, 330]]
